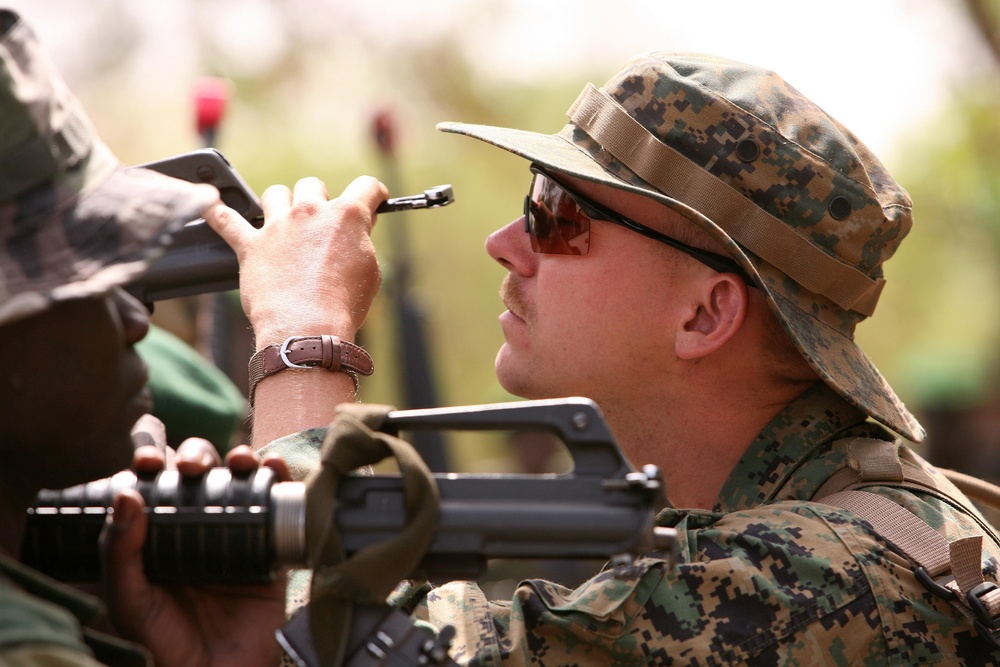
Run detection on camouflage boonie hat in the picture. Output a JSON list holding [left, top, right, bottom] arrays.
[[439, 52, 924, 442], [0, 10, 218, 327]]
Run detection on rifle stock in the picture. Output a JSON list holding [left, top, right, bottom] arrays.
[[126, 148, 264, 304], [124, 149, 453, 304]]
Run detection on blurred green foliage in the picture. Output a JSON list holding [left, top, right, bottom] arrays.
[[859, 81, 1000, 410]]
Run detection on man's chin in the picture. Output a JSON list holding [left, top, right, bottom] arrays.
[[495, 346, 525, 395], [496, 355, 552, 401]]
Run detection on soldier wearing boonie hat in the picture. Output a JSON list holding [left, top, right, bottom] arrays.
[[355, 52, 1000, 662], [0, 11, 293, 666], [193, 46, 1000, 663], [442, 52, 921, 444]]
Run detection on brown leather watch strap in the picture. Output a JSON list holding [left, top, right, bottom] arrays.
[[247, 335, 374, 406]]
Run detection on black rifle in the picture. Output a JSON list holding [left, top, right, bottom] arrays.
[[25, 398, 676, 667], [23, 398, 675, 583]]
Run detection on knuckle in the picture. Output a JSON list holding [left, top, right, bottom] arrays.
[[228, 443, 254, 460], [213, 206, 240, 224], [334, 199, 370, 222], [289, 199, 323, 220], [209, 204, 250, 229]]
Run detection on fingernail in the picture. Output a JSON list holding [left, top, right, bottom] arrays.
[[178, 450, 208, 466]]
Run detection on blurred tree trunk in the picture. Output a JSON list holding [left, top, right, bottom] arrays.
[[965, 0, 1000, 65]]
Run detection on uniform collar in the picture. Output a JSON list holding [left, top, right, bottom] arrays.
[[714, 382, 869, 513]]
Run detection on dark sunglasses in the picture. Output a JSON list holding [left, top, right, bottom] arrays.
[[523, 166, 753, 284]]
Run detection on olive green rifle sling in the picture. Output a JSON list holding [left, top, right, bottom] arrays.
[[278, 403, 458, 667]]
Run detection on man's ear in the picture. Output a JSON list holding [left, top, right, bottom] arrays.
[[675, 274, 749, 360]]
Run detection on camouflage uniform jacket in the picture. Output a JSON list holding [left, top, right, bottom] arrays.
[[264, 383, 1000, 665], [0, 552, 148, 666]]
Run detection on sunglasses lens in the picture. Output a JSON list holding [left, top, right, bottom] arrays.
[[525, 174, 590, 255]]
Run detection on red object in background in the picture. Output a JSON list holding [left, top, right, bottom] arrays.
[[371, 108, 396, 158], [193, 77, 231, 145]]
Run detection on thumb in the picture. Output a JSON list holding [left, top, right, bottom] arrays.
[[203, 202, 253, 254]]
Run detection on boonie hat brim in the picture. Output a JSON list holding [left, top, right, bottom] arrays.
[[0, 10, 220, 327]]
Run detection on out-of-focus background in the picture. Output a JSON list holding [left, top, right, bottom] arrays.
[[12, 0, 1000, 481]]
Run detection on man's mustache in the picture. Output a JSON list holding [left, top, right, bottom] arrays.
[[500, 275, 533, 322]]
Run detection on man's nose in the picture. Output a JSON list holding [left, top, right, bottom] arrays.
[[486, 216, 535, 273]]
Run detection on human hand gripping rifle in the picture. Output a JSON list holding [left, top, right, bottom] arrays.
[[24, 398, 677, 666], [124, 148, 455, 304]]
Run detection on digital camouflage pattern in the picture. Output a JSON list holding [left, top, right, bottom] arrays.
[[397, 383, 1000, 665], [266, 383, 1000, 664], [438, 52, 924, 443], [0, 10, 218, 327]]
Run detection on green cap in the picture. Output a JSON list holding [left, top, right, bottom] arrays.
[[0, 10, 218, 327], [439, 52, 923, 442], [137, 325, 247, 452]]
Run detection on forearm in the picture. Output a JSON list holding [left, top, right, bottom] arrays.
[[250, 369, 357, 448], [246, 326, 369, 449]]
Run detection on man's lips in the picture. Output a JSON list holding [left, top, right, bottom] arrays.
[[500, 276, 531, 323], [502, 297, 524, 321]]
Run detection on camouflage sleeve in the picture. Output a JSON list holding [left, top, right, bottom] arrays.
[[406, 502, 904, 666], [0, 645, 108, 666], [256, 426, 327, 482]]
